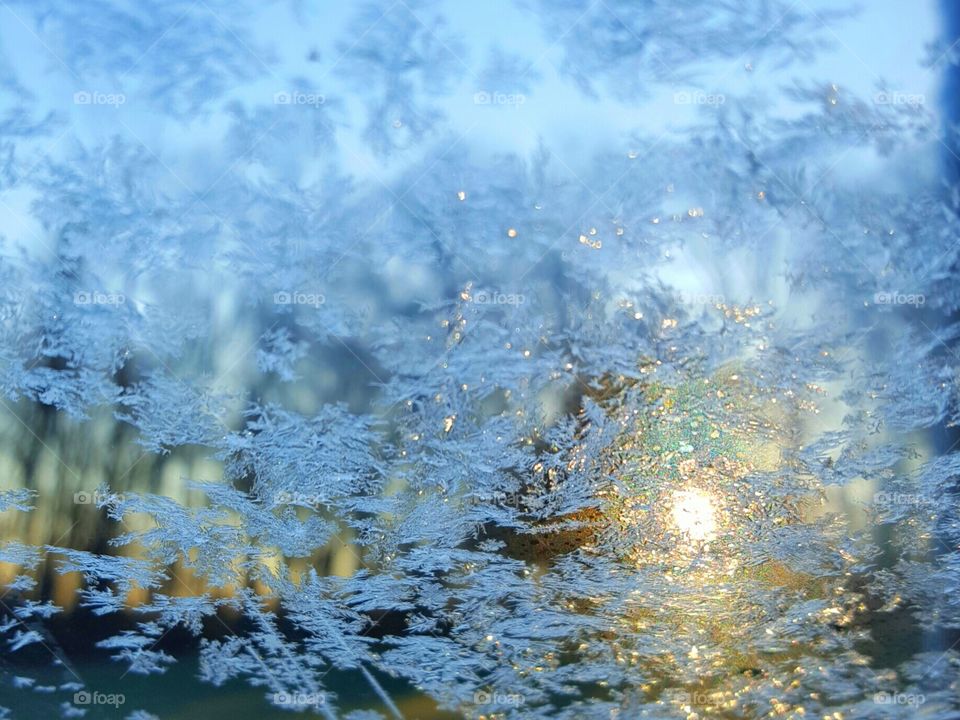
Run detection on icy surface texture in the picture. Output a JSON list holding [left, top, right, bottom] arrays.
[[0, 0, 957, 718]]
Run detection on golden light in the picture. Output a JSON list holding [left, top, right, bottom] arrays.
[[670, 489, 717, 542]]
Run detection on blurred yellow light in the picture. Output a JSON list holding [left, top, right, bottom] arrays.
[[671, 489, 717, 541]]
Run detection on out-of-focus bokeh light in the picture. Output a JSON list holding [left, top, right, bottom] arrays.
[[670, 488, 717, 542]]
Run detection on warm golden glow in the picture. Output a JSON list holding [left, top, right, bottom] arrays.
[[670, 489, 717, 542]]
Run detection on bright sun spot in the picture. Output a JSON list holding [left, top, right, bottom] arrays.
[[670, 489, 717, 542]]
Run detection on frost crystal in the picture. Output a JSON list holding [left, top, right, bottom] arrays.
[[0, 0, 958, 718]]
